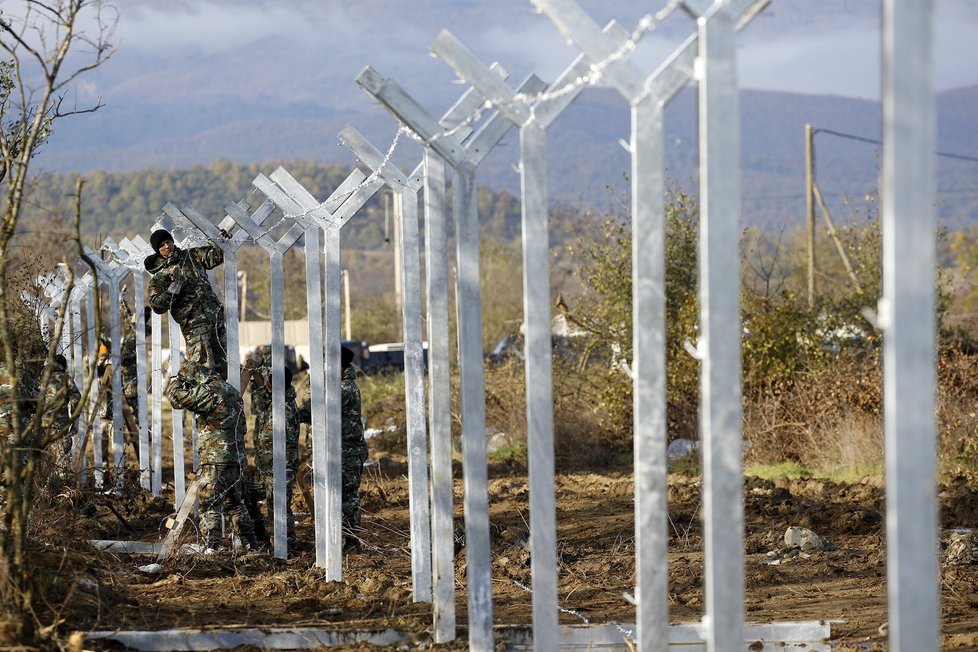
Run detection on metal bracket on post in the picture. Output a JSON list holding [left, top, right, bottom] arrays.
[[252, 166, 381, 576]]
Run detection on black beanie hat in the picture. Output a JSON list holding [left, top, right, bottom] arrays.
[[150, 229, 173, 254], [341, 346, 355, 369]]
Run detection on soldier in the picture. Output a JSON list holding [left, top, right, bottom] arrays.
[[40, 354, 81, 466], [165, 359, 258, 552], [0, 355, 36, 448], [339, 345, 367, 549], [120, 304, 151, 436], [301, 345, 368, 551], [246, 349, 306, 548], [1, 339, 42, 479], [145, 229, 228, 380], [96, 329, 139, 462]]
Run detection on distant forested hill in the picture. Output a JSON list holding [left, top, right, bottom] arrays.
[[21, 159, 534, 250], [33, 85, 978, 233]]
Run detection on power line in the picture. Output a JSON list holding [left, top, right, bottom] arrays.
[[813, 127, 978, 164]]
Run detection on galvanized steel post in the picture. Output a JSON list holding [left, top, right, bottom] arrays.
[[881, 1, 939, 650], [696, 5, 745, 649], [252, 166, 382, 575], [336, 125, 432, 602], [117, 236, 156, 490]]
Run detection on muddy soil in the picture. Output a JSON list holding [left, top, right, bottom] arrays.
[[35, 457, 978, 650]]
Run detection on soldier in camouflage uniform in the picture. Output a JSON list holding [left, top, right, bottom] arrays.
[[40, 354, 81, 466], [304, 346, 369, 550], [340, 346, 367, 548], [246, 348, 307, 547], [0, 360, 34, 448], [241, 347, 271, 545], [120, 304, 150, 437], [165, 359, 258, 551], [1, 344, 42, 477], [96, 327, 140, 462], [145, 229, 228, 380]]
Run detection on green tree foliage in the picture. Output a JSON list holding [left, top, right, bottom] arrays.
[[560, 191, 958, 450], [563, 190, 701, 442]]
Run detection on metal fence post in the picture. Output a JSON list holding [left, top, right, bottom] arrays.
[[881, 1, 939, 650], [355, 66, 546, 648], [223, 203, 304, 560], [85, 244, 130, 487], [336, 126, 433, 602], [252, 166, 382, 575], [115, 236, 155, 490], [428, 27, 632, 649]]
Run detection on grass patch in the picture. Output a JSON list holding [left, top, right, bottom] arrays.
[[745, 460, 811, 480], [746, 460, 884, 483]]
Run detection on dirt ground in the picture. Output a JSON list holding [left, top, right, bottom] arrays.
[[36, 455, 978, 650]]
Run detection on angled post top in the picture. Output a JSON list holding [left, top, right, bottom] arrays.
[[338, 125, 412, 191], [430, 22, 628, 130], [222, 198, 276, 244], [356, 66, 469, 167], [83, 244, 129, 284], [531, 0, 766, 107], [256, 165, 380, 233], [231, 186, 303, 256]]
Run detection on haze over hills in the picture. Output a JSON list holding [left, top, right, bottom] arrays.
[[33, 0, 978, 231], [39, 84, 978, 231]]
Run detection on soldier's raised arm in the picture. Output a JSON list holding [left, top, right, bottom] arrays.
[[193, 241, 224, 270]]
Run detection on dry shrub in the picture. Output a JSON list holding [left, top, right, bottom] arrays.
[[483, 358, 528, 445], [480, 355, 622, 469], [745, 342, 978, 479], [359, 370, 407, 456], [743, 348, 882, 470], [937, 347, 978, 476]]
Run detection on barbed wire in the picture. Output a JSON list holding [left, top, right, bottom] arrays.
[[511, 579, 637, 644]]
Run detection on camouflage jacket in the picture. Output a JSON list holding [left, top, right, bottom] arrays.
[[120, 326, 138, 398], [1, 361, 39, 439], [341, 366, 365, 451], [165, 371, 244, 466], [41, 369, 81, 433], [145, 244, 224, 337], [252, 371, 306, 473], [247, 357, 272, 423]]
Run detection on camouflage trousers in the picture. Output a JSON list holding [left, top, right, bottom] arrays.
[[185, 321, 228, 381], [342, 445, 368, 531], [197, 463, 256, 549], [247, 463, 296, 546]]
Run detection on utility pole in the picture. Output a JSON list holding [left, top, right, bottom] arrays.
[[805, 123, 816, 308]]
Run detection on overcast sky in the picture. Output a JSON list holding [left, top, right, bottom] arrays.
[[90, 0, 978, 103]]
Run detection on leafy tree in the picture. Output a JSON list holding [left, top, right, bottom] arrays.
[[563, 190, 700, 443]]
